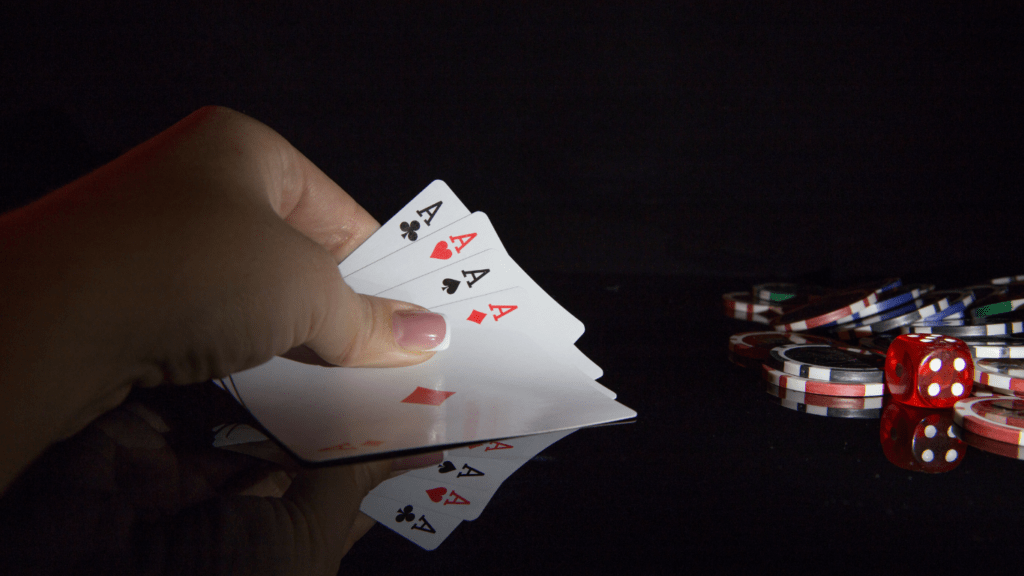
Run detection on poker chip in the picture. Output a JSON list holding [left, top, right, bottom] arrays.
[[970, 298, 1024, 320], [920, 289, 975, 321], [902, 318, 1024, 337], [725, 305, 777, 325], [721, 291, 787, 315], [836, 292, 952, 338], [752, 283, 824, 303], [769, 287, 886, 332], [991, 275, 1024, 285], [971, 381, 1023, 398], [973, 359, 1024, 393], [764, 384, 883, 419], [761, 364, 885, 397], [831, 299, 926, 337], [823, 284, 933, 328], [764, 383, 884, 410], [727, 331, 836, 361], [952, 396, 1024, 446], [766, 343, 884, 383], [961, 337, 1024, 359], [961, 429, 1024, 461]]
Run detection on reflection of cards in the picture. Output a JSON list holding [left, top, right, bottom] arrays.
[[217, 181, 634, 549]]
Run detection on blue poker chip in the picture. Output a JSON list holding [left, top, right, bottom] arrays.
[[920, 289, 976, 321], [823, 284, 933, 328]]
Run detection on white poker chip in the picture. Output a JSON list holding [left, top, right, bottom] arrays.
[[962, 337, 1024, 359], [973, 359, 1024, 393]]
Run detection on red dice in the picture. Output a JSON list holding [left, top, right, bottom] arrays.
[[884, 333, 973, 408]]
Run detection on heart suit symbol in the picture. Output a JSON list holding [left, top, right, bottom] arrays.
[[431, 241, 453, 260], [426, 487, 448, 502]]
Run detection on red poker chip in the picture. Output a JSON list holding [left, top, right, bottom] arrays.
[[761, 364, 885, 397], [770, 288, 881, 332], [763, 382, 883, 410], [764, 384, 883, 419], [953, 397, 1024, 446], [961, 429, 1024, 461], [728, 331, 836, 361]]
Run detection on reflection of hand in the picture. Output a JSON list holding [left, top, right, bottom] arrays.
[[0, 106, 448, 492], [0, 384, 407, 575]]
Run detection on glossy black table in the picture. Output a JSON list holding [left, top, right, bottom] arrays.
[[343, 273, 1024, 575]]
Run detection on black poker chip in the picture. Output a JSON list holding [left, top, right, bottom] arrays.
[[766, 343, 885, 384]]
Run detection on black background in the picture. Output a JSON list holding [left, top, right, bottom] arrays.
[[2, 2, 1023, 574]]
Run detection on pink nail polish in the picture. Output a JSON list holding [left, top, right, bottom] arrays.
[[393, 311, 450, 351]]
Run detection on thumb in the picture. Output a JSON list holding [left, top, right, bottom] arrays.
[[302, 274, 450, 368]]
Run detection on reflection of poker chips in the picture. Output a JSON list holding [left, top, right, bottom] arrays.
[[824, 284, 933, 328], [767, 343, 884, 383], [973, 359, 1024, 393], [836, 292, 952, 338], [769, 288, 884, 332], [728, 331, 836, 361], [902, 318, 1024, 337], [752, 283, 824, 303], [961, 428, 1024, 461], [764, 384, 883, 419], [724, 306, 777, 324], [992, 275, 1024, 285], [761, 364, 885, 397], [721, 291, 788, 315], [961, 337, 1024, 359], [953, 397, 1024, 445], [921, 289, 975, 321]]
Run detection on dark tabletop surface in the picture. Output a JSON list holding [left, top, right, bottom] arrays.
[[2, 2, 1024, 574]]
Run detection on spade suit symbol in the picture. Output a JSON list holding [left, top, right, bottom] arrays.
[[442, 279, 460, 294], [438, 461, 456, 473]]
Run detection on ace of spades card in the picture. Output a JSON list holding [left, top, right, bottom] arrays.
[[213, 180, 635, 548]]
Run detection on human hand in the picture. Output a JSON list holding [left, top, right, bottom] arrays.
[[0, 106, 448, 491]]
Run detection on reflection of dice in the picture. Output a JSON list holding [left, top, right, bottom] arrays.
[[879, 402, 966, 473], [885, 334, 973, 408]]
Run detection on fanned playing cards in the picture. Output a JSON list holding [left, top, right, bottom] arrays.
[[212, 181, 635, 548]]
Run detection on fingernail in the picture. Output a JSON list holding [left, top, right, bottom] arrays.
[[393, 311, 449, 352], [392, 451, 446, 472]]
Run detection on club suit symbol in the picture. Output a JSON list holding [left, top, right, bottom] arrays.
[[400, 220, 420, 241]]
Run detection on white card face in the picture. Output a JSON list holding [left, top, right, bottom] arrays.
[[344, 212, 505, 296], [339, 180, 471, 277], [378, 249, 587, 347], [211, 423, 269, 447], [360, 494, 462, 550], [426, 288, 605, 386], [447, 428, 576, 461], [227, 324, 635, 464], [369, 472, 492, 521], [404, 454, 521, 491]]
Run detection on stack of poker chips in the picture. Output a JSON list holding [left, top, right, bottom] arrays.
[[723, 276, 1024, 463]]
